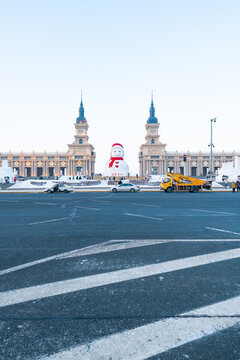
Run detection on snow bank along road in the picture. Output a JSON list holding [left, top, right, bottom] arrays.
[[0, 192, 240, 359]]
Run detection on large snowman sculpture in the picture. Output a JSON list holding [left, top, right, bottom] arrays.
[[105, 143, 129, 177]]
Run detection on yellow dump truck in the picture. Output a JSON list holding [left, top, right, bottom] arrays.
[[160, 173, 211, 193]]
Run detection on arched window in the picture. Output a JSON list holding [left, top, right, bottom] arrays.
[[151, 138, 155, 144], [79, 139, 83, 144]]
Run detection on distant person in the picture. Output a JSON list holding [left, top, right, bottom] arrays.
[[118, 179, 122, 185], [236, 180, 240, 192], [232, 182, 236, 192], [224, 179, 228, 189]]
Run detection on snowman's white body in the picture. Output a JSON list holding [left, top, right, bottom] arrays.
[[105, 144, 129, 177]]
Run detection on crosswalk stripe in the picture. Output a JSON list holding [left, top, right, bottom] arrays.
[[41, 296, 240, 360], [0, 248, 240, 308], [1, 239, 240, 276]]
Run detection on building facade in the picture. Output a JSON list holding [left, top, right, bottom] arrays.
[[139, 99, 240, 177], [0, 98, 96, 177]]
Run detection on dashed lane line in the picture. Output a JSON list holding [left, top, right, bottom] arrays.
[[192, 209, 236, 215], [0, 247, 240, 308], [35, 202, 56, 206], [74, 206, 100, 210], [1, 239, 240, 276], [125, 213, 163, 221], [206, 227, 240, 237], [40, 296, 240, 360], [28, 216, 79, 226], [130, 202, 161, 208]]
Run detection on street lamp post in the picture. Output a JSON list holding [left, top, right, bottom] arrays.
[[208, 117, 217, 177]]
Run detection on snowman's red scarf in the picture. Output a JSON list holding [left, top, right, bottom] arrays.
[[109, 157, 123, 167]]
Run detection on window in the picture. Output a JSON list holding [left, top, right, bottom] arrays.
[[37, 167, 43, 177], [75, 156, 83, 159], [48, 167, 54, 177], [203, 167, 208, 176], [14, 167, 19, 175], [191, 167, 197, 176], [60, 167, 66, 175], [151, 139, 155, 144], [151, 156, 159, 159], [79, 139, 83, 144]]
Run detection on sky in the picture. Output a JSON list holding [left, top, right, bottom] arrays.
[[0, 0, 239, 174]]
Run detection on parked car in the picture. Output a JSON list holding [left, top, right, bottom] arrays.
[[16, 176, 25, 181], [110, 183, 140, 193], [45, 183, 73, 193]]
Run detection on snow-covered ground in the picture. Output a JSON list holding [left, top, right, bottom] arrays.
[[211, 181, 223, 188], [9, 180, 54, 189], [3, 178, 227, 192]]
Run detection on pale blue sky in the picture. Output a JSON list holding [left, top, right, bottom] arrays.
[[0, 0, 239, 173]]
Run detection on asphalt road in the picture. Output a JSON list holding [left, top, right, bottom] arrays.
[[0, 191, 240, 360]]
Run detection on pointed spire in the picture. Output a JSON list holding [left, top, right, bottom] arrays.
[[80, 90, 83, 106], [147, 92, 158, 124], [76, 92, 86, 123]]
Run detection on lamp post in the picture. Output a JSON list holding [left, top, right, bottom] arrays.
[[208, 117, 217, 177]]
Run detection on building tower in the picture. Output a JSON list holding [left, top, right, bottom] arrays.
[[139, 97, 166, 176], [67, 96, 96, 176]]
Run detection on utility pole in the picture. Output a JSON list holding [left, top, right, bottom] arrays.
[[208, 118, 217, 177], [183, 154, 187, 176]]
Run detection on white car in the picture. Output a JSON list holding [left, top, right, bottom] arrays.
[[45, 183, 74, 193], [110, 183, 140, 193]]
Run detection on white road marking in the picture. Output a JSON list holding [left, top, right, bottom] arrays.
[[192, 209, 236, 215], [41, 296, 240, 360], [130, 202, 161, 208], [74, 206, 100, 210], [29, 216, 79, 226], [58, 239, 166, 259], [206, 227, 240, 236], [125, 213, 163, 221], [1, 238, 240, 276], [90, 200, 110, 203], [1, 248, 240, 307], [35, 202, 56, 206]]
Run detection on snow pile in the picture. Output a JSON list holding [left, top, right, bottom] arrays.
[[216, 156, 240, 182], [10, 180, 54, 189], [0, 160, 15, 183], [211, 181, 223, 188]]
